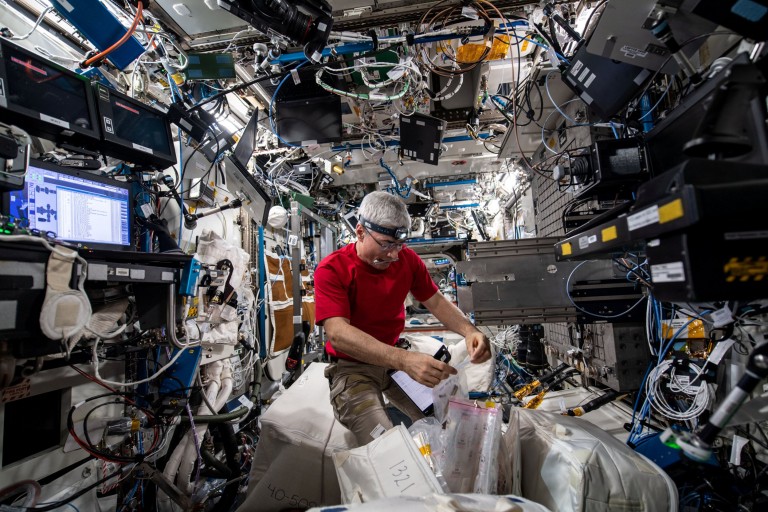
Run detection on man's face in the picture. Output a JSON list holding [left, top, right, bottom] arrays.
[[355, 223, 405, 269]]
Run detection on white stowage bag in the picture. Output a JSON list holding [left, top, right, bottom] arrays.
[[184, 229, 252, 357], [307, 493, 552, 511], [196, 229, 250, 291], [403, 333, 494, 392], [236, 363, 356, 512], [505, 408, 678, 512], [333, 424, 444, 504]]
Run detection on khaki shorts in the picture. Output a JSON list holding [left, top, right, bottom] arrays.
[[325, 359, 425, 447]]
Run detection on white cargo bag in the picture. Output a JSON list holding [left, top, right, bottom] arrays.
[[506, 408, 677, 512], [403, 333, 494, 392], [308, 493, 552, 511], [237, 363, 356, 511], [333, 424, 444, 503]]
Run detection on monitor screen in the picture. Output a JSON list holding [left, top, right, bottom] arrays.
[[276, 94, 341, 146], [233, 109, 260, 169], [223, 156, 271, 227], [110, 96, 172, 155], [341, 210, 358, 235], [4, 160, 132, 250], [0, 39, 100, 143], [94, 84, 176, 168]]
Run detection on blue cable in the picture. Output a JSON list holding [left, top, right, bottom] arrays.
[[654, 296, 664, 345], [629, 305, 712, 445], [545, 71, 580, 124], [632, 297, 661, 438], [658, 311, 711, 362], [610, 121, 619, 139], [640, 80, 672, 121], [380, 158, 411, 198], [629, 362, 654, 434], [622, 258, 650, 284], [639, 77, 673, 121], [508, 33, 569, 63], [120, 481, 140, 512]]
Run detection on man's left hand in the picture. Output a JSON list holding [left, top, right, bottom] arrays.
[[466, 331, 491, 363]]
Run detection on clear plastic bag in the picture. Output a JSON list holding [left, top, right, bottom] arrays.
[[439, 397, 502, 494], [432, 361, 469, 422], [407, 417, 449, 492]]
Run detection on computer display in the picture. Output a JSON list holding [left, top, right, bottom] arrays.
[[276, 94, 342, 146], [94, 84, 176, 168], [4, 160, 132, 250], [233, 109, 260, 168], [224, 156, 271, 227], [226, 109, 272, 226], [341, 210, 358, 234], [0, 38, 100, 145]]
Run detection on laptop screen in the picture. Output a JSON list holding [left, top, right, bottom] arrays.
[[4, 160, 132, 250]]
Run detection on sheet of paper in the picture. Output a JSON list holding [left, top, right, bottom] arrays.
[[391, 371, 433, 413]]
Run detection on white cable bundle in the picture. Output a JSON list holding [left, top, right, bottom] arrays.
[[646, 360, 711, 421], [492, 325, 521, 355]]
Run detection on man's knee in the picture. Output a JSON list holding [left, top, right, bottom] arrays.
[[329, 374, 391, 446]]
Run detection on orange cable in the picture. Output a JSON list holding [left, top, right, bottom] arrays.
[[83, 1, 143, 67]]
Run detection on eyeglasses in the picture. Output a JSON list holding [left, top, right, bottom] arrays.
[[362, 224, 406, 251]]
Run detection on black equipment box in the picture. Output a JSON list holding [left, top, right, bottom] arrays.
[[0, 242, 63, 358], [571, 138, 650, 201], [641, 160, 768, 301], [431, 220, 458, 239], [400, 113, 446, 166], [647, 228, 767, 302], [556, 159, 768, 266], [0, 239, 190, 358], [562, 47, 651, 122]]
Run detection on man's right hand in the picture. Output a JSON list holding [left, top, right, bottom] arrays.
[[402, 351, 457, 388]]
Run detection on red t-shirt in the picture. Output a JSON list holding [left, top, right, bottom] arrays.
[[314, 243, 439, 360]]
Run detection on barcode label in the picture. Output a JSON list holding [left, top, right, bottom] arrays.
[[627, 206, 659, 231], [651, 262, 685, 283]]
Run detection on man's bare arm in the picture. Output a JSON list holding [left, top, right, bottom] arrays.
[[421, 292, 492, 363], [324, 316, 456, 387]]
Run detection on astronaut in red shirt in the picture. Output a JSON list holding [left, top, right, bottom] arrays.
[[315, 191, 491, 446]]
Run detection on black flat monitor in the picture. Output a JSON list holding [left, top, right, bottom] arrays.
[[2, 159, 132, 251], [229, 108, 272, 226], [0, 38, 100, 145], [276, 94, 342, 146], [93, 84, 176, 168], [223, 156, 271, 227], [233, 109, 260, 168], [341, 210, 358, 234]]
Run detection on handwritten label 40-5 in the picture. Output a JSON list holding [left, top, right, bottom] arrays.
[[266, 483, 317, 508]]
